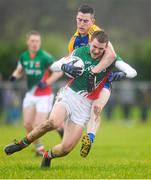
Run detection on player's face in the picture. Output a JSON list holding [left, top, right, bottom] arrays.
[[90, 38, 107, 59], [76, 12, 94, 36], [27, 35, 41, 53]]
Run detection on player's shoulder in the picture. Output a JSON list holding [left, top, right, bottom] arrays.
[[88, 24, 101, 36], [40, 49, 54, 59], [19, 50, 28, 60], [75, 45, 88, 51], [115, 54, 123, 61], [74, 45, 89, 55]]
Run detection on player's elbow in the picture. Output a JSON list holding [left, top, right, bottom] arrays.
[[107, 42, 116, 60], [106, 50, 116, 64], [126, 69, 137, 78], [133, 69, 137, 78]]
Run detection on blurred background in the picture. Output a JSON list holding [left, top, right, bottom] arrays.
[[0, 0, 151, 125]]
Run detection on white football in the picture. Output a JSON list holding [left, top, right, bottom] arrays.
[[64, 56, 85, 78]]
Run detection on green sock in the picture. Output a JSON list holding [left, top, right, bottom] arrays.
[[21, 137, 31, 146], [48, 150, 57, 159]]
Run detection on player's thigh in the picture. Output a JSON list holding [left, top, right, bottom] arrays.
[[48, 103, 68, 128], [23, 93, 36, 126], [94, 88, 111, 109], [34, 112, 48, 127], [62, 120, 83, 151], [23, 106, 36, 126]]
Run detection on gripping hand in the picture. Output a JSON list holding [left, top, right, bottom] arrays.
[[9, 75, 16, 82], [109, 72, 126, 82], [61, 60, 83, 78], [38, 81, 48, 89], [87, 70, 97, 92]]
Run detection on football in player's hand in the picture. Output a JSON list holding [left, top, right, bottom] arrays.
[[62, 56, 85, 78]]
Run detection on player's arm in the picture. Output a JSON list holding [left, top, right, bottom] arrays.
[[50, 55, 83, 78], [91, 41, 116, 74], [114, 59, 137, 79], [45, 71, 64, 86], [109, 56, 137, 82], [38, 55, 81, 88], [87, 42, 116, 92], [10, 63, 24, 81], [50, 57, 67, 72]]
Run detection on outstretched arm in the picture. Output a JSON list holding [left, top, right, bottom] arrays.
[[39, 55, 80, 87], [50, 56, 83, 78], [108, 59, 137, 82], [45, 71, 64, 86], [115, 60, 137, 78]]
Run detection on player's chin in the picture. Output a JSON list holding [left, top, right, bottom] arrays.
[[78, 29, 86, 35], [91, 54, 100, 60]]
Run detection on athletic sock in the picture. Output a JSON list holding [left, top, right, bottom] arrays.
[[88, 133, 95, 143], [35, 144, 44, 149], [20, 137, 31, 146], [48, 150, 57, 159]]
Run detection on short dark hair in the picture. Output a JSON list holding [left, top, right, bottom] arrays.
[[78, 4, 95, 15], [91, 30, 109, 44], [26, 30, 41, 39]]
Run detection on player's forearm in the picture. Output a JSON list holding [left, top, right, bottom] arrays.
[[91, 42, 116, 73], [50, 57, 67, 72], [115, 61, 137, 78], [12, 68, 24, 79], [46, 72, 63, 86], [11, 63, 24, 79]]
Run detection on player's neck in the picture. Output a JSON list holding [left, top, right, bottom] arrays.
[[29, 51, 37, 59]]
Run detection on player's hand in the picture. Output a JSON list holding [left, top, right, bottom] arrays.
[[108, 72, 126, 82], [38, 81, 48, 89], [87, 70, 97, 92], [9, 75, 16, 82], [61, 60, 83, 78]]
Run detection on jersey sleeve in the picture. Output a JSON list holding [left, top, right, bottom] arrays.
[[68, 31, 79, 53], [68, 36, 75, 53], [115, 54, 123, 61], [88, 24, 101, 36]]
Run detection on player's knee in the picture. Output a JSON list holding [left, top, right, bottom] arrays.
[[23, 122, 32, 130], [44, 119, 58, 131], [93, 104, 102, 115]]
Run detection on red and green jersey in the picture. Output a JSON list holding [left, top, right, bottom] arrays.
[[18, 49, 54, 96], [67, 46, 114, 99]]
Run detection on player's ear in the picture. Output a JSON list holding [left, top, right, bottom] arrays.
[[26, 37, 29, 46], [88, 39, 92, 45], [92, 17, 95, 24], [105, 42, 109, 48]]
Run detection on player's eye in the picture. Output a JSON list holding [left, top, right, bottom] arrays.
[[83, 20, 89, 23], [77, 18, 89, 24]]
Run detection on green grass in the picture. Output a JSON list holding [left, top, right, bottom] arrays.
[[0, 121, 151, 179]]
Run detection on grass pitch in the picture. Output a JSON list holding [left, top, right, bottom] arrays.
[[0, 120, 151, 179]]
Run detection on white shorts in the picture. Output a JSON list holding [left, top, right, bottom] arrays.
[[54, 87, 92, 127], [23, 92, 54, 113]]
